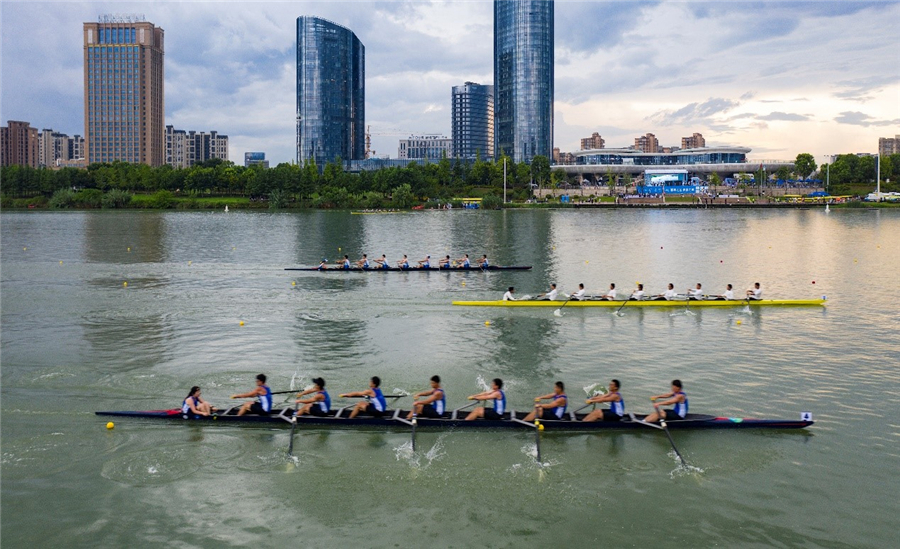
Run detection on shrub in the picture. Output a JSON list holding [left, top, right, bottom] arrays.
[[101, 189, 132, 209], [481, 194, 503, 210], [49, 188, 78, 208], [149, 190, 175, 209]]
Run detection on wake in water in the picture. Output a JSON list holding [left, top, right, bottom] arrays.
[[475, 374, 492, 392], [393, 433, 448, 470], [668, 450, 704, 478], [392, 387, 411, 397], [582, 383, 607, 397]]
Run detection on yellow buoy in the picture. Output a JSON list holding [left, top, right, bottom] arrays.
[[232, 246, 236, 250], [291, 281, 296, 286], [59, 260, 63, 265], [106, 422, 114, 430], [123, 281, 127, 287], [23, 247, 27, 251], [338, 247, 342, 251], [736, 320, 742, 325], [188, 261, 192, 266], [239, 321, 245, 326], [585, 260, 589, 264], [127, 247, 131, 252], [461, 281, 466, 286], [484, 320, 490, 326]]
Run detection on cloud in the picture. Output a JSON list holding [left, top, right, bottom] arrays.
[[832, 75, 900, 102], [834, 111, 900, 127], [756, 112, 811, 122], [649, 97, 741, 126]]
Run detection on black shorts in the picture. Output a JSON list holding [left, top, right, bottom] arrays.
[[663, 409, 684, 421], [249, 402, 270, 415], [365, 403, 386, 417], [307, 406, 328, 417], [602, 410, 623, 421], [419, 404, 441, 418], [484, 408, 502, 420]]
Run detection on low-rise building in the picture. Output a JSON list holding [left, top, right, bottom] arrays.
[[398, 135, 451, 161], [878, 135, 899, 157], [165, 125, 229, 168], [580, 132, 605, 150], [681, 133, 706, 149], [634, 133, 659, 153]]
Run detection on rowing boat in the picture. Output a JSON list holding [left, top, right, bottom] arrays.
[[452, 298, 826, 308], [95, 408, 812, 430], [286, 265, 532, 272]]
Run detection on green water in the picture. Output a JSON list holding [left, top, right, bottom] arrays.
[[2, 209, 898, 548]]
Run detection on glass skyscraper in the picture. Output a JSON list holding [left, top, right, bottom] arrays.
[[296, 17, 365, 167], [451, 82, 494, 160], [494, 0, 554, 164], [83, 16, 165, 166]]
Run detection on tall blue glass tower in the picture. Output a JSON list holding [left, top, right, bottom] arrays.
[[296, 17, 365, 167], [494, 0, 554, 164]]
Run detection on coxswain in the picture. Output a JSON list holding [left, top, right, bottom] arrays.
[[339, 255, 351, 269], [581, 379, 624, 422], [456, 254, 471, 268], [642, 379, 688, 423], [479, 255, 489, 268], [407, 375, 446, 419], [356, 254, 370, 269], [715, 283, 735, 300], [523, 381, 568, 422], [396, 254, 410, 269], [537, 283, 559, 301], [599, 283, 618, 300], [465, 378, 506, 421], [417, 255, 431, 268], [231, 374, 273, 416], [294, 377, 330, 417], [655, 283, 677, 300], [439, 255, 452, 269], [503, 286, 516, 301], [570, 283, 586, 300], [746, 282, 762, 300], [687, 283, 704, 300], [630, 283, 645, 300], [317, 258, 328, 270], [182, 386, 214, 417], [375, 254, 390, 270], [342, 376, 389, 418]]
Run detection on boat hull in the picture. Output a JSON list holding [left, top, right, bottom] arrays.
[[95, 409, 813, 431], [286, 265, 532, 272], [452, 298, 826, 308]]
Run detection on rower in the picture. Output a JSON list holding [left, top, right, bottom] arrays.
[[465, 378, 506, 420], [655, 283, 677, 300], [456, 254, 471, 268], [231, 374, 273, 416], [417, 255, 431, 268], [182, 386, 214, 417], [523, 381, 568, 422], [342, 376, 389, 418], [502, 286, 516, 301], [439, 255, 452, 269], [581, 379, 624, 422], [687, 283, 704, 300], [599, 283, 617, 300], [642, 379, 688, 423], [396, 254, 410, 269], [570, 283, 586, 300], [537, 283, 559, 301], [356, 254, 370, 269], [374, 254, 390, 270], [479, 255, 489, 268], [746, 282, 762, 300], [715, 283, 735, 300], [295, 377, 330, 417], [317, 258, 328, 270], [630, 283, 645, 301], [339, 255, 351, 270], [407, 375, 445, 419]]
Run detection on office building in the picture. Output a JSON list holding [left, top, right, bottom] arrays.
[[580, 133, 605, 150], [296, 17, 364, 167], [681, 133, 706, 149], [398, 135, 452, 161], [494, 0, 554, 163], [451, 82, 494, 160], [165, 126, 228, 168], [634, 133, 659, 153], [878, 135, 899, 157], [244, 152, 269, 169], [84, 16, 165, 166], [1, 121, 40, 168]]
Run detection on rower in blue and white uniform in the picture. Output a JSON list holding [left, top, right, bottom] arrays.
[[231, 374, 272, 416], [356, 254, 370, 269], [396, 254, 410, 269], [465, 378, 506, 420], [455, 254, 471, 268], [479, 255, 489, 268], [375, 255, 390, 270], [339, 255, 351, 269], [643, 379, 689, 423], [407, 375, 446, 419], [582, 379, 625, 422], [417, 255, 431, 269], [343, 376, 390, 418], [182, 386, 214, 417], [295, 377, 331, 417], [439, 255, 452, 269], [524, 381, 568, 421]]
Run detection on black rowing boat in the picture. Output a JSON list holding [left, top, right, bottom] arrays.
[[95, 407, 813, 431], [285, 265, 532, 272]]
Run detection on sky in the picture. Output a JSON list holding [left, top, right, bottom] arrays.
[[2, 0, 898, 166]]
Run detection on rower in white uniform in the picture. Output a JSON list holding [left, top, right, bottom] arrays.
[[687, 283, 704, 300], [599, 283, 618, 300], [630, 283, 645, 300], [570, 283, 586, 300], [537, 283, 559, 301], [715, 283, 735, 300], [655, 283, 678, 300], [407, 375, 446, 419], [746, 282, 762, 300], [502, 286, 516, 301]]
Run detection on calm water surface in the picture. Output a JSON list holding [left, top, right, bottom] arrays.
[[2, 209, 898, 548]]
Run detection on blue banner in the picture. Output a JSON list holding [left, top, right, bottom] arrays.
[[637, 185, 698, 195]]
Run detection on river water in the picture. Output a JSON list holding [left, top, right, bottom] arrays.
[[2, 209, 898, 548]]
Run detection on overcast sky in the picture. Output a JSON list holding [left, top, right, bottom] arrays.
[[2, 1, 898, 165]]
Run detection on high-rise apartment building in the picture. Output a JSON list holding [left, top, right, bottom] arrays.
[[165, 125, 228, 168], [38, 129, 85, 167], [451, 82, 494, 160], [398, 135, 452, 161], [296, 17, 364, 167], [580, 132, 605, 150], [681, 132, 706, 149], [84, 16, 164, 166], [878, 135, 899, 157], [634, 133, 659, 153], [1, 121, 40, 168], [494, 0, 554, 163]]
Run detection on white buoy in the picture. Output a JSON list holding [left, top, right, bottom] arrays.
[[224, 205, 229, 212], [825, 204, 830, 213]]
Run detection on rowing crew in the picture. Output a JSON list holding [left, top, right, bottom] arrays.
[[503, 282, 763, 301], [187, 374, 689, 424], [317, 253, 491, 270]]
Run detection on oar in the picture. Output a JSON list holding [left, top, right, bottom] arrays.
[[614, 295, 631, 317], [533, 407, 544, 464], [553, 294, 573, 317], [287, 412, 298, 456], [410, 411, 417, 452], [655, 405, 688, 468]]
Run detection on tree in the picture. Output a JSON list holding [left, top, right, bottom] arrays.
[[551, 168, 568, 187], [708, 173, 722, 186], [795, 153, 817, 180], [530, 155, 551, 189], [775, 166, 792, 182]]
